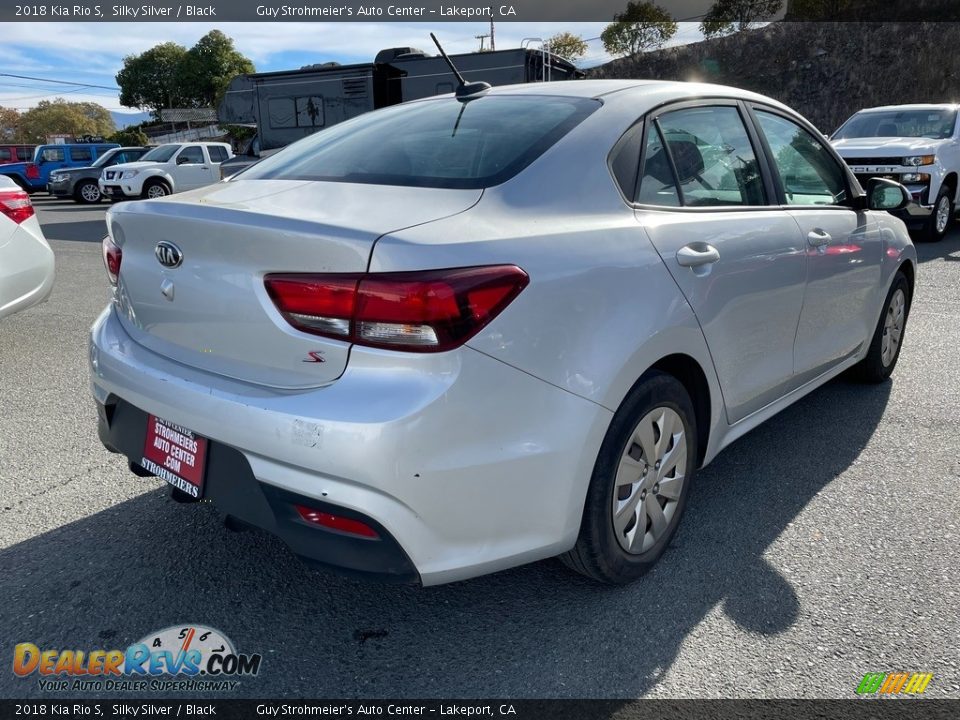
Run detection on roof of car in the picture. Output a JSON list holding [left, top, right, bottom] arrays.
[[483, 79, 788, 108], [855, 103, 959, 113]]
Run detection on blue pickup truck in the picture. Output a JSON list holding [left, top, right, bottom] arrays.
[[0, 143, 119, 193]]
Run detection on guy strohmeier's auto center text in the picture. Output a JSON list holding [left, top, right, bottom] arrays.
[[13, 3, 519, 18]]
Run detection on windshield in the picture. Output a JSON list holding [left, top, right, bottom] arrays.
[[241, 95, 599, 189], [139, 144, 179, 162], [833, 109, 957, 140], [92, 149, 119, 168]]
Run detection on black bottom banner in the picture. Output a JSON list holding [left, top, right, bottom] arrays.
[[0, 700, 956, 720]]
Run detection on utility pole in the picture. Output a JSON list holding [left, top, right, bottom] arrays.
[[490, 20, 495, 51], [475, 34, 488, 51]]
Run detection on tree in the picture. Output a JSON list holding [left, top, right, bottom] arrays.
[[601, 2, 678, 57], [0, 107, 22, 143], [112, 126, 150, 146], [546, 31, 589, 61], [117, 42, 191, 114], [17, 99, 115, 143], [700, 0, 783, 37], [179, 30, 255, 109]]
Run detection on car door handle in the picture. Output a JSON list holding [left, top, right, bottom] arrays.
[[676, 243, 720, 267], [807, 229, 832, 247]]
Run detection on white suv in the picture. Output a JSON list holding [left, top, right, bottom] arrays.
[[832, 104, 959, 240], [100, 143, 233, 201]]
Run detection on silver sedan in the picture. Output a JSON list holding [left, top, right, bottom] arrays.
[[89, 80, 916, 585]]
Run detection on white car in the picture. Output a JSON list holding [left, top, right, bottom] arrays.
[[99, 142, 233, 201], [0, 176, 54, 320], [90, 81, 916, 586], [832, 104, 959, 240]]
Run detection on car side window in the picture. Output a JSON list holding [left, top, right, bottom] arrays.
[[208, 146, 228, 163], [754, 110, 848, 206], [178, 146, 205, 164], [72, 147, 92, 162], [0, 149, 10, 162], [655, 106, 766, 207], [637, 124, 680, 207], [41, 148, 65, 162]]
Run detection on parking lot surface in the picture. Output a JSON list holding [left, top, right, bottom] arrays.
[[1, 196, 958, 698]]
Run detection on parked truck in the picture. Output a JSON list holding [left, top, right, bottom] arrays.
[[217, 45, 582, 176]]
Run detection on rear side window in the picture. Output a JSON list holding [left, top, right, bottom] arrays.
[[242, 95, 600, 190], [0, 149, 10, 162], [650, 106, 766, 207], [208, 146, 228, 162], [754, 110, 848, 206], [72, 147, 92, 162]]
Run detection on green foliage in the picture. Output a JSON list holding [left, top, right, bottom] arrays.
[[111, 126, 150, 146], [601, 2, 678, 57], [116, 30, 255, 115], [17, 99, 116, 144], [700, 0, 784, 38], [116, 42, 191, 113], [546, 31, 589, 61], [0, 106, 22, 143]]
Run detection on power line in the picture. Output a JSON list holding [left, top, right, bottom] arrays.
[[0, 72, 118, 91]]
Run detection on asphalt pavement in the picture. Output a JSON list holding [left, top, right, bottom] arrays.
[[1, 195, 958, 699]]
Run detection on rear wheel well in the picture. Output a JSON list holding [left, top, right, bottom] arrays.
[[649, 354, 711, 467]]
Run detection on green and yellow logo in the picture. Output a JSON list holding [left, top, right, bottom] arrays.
[[856, 672, 933, 695]]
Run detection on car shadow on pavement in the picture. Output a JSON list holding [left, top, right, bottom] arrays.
[[0, 377, 890, 700], [915, 226, 960, 262], [37, 218, 107, 243]]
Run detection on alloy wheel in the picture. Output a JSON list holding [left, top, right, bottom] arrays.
[[612, 406, 688, 554], [146, 185, 168, 199], [80, 183, 100, 203], [881, 288, 906, 367], [935, 195, 951, 234]]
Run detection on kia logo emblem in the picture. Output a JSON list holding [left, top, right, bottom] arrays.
[[155, 241, 183, 269]]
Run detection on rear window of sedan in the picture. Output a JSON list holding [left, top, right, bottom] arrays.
[[240, 95, 599, 189]]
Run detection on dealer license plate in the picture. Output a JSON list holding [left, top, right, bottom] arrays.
[[141, 415, 209, 498]]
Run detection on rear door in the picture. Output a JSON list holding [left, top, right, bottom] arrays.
[[749, 106, 882, 380], [634, 101, 808, 424]]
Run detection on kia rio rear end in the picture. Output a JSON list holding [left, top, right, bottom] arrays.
[[90, 81, 916, 585]]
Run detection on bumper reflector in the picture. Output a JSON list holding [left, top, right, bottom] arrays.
[[295, 505, 380, 539]]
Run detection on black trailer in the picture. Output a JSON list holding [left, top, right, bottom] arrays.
[[218, 46, 582, 174]]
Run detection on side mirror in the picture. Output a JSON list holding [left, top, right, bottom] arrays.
[[176, 155, 190, 165], [867, 177, 911, 211]]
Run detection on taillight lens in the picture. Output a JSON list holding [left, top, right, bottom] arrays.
[[265, 265, 529, 352], [102, 236, 122, 286], [25, 163, 39, 180], [0, 188, 35, 224]]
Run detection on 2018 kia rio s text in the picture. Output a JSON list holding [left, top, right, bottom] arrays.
[[89, 80, 916, 586]]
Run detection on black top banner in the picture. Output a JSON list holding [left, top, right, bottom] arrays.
[[1, 0, 959, 22]]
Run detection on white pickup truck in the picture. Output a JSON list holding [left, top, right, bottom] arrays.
[[832, 104, 959, 241], [99, 142, 233, 201]]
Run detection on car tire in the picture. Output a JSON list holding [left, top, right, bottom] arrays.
[[922, 185, 953, 242], [850, 270, 911, 384], [73, 180, 101, 204], [561, 371, 697, 584], [142, 180, 171, 200]]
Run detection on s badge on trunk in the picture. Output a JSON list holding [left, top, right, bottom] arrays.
[[155, 241, 183, 269]]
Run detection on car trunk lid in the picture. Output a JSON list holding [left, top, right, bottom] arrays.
[[110, 179, 481, 388]]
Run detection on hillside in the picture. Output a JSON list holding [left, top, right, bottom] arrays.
[[588, 22, 960, 133]]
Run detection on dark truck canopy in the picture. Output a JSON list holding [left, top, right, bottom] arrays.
[[218, 47, 582, 153]]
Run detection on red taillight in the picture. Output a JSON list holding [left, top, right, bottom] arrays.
[[265, 265, 529, 352], [102, 236, 122, 286], [295, 505, 379, 539], [25, 163, 39, 180], [0, 188, 35, 225]]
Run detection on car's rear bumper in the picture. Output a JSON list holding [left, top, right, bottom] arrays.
[[0, 217, 55, 320], [89, 305, 612, 585]]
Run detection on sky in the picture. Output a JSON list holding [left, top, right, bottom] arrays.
[[0, 21, 706, 119]]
